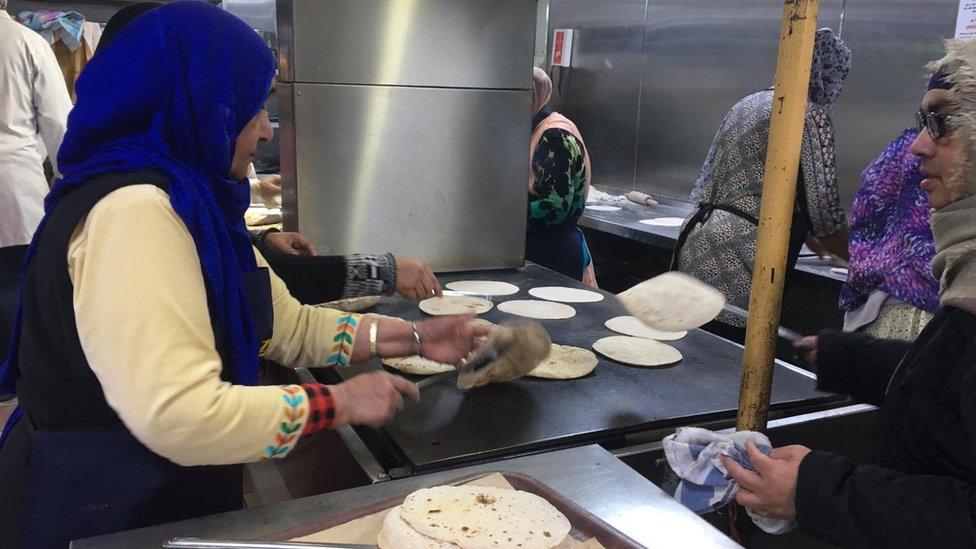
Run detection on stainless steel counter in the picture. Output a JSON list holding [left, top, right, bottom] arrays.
[[580, 192, 846, 283], [72, 445, 740, 549]]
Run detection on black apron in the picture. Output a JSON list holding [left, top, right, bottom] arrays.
[[0, 171, 274, 549], [671, 171, 811, 275]]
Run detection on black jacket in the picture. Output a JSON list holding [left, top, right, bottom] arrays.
[[796, 306, 976, 547]]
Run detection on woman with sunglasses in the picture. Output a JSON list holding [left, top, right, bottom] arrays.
[[0, 4, 487, 547], [724, 39, 976, 547], [838, 125, 940, 341]]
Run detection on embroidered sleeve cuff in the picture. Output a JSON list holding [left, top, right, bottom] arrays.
[[341, 253, 397, 299], [300, 383, 338, 436], [325, 312, 362, 368], [265, 385, 307, 459]]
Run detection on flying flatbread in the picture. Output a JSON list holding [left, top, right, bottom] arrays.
[[604, 316, 687, 341], [497, 300, 576, 320], [528, 286, 604, 303], [419, 296, 493, 316], [638, 217, 685, 227], [585, 205, 621, 212], [617, 272, 725, 332], [399, 486, 571, 548], [592, 335, 682, 367], [527, 344, 598, 379], [445, 280, 520, 296], [319, 295, 380, 312], [377, 506, 459, 549], [382, 356, 455, 376]]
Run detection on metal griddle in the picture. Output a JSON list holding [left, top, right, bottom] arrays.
[[316, 264, 840, 474]]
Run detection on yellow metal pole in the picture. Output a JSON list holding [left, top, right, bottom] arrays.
[[737, 0, 820, 432]]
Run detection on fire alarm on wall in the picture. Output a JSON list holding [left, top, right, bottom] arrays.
[[551, 29, 574, 67]]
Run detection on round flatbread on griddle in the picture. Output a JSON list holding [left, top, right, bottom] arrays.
[[604, 316, 687, 341], [419, 296, 493, 316], [527, 344, 598, 379], [497, 300, 576, 320], [592, 335, 682, 367], [319, 295, 381, 312], [445, 280, 520, 296], [382, 356, 455, 376], [528, 286, 604, 303]]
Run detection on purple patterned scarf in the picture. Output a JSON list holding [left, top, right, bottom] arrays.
[[839, 128, 940, 313]]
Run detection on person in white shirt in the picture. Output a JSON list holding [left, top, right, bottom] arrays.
[[0, 0, 73, 367]]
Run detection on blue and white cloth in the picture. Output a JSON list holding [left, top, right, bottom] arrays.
[[17, 10, 86, 51], [663, 427, 796, 534]]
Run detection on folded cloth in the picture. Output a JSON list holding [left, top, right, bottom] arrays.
[[17, 10, 86, 51], [663, 427, 797, 535]]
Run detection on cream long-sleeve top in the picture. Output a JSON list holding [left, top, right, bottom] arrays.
[[67, 183, 361, 466], [0, 10, 73, 247]]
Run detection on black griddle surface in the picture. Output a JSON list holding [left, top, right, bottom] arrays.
[[322, 264, 838, 472]]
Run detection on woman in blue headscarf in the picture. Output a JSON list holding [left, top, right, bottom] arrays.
[[0, 4, 485, 547]]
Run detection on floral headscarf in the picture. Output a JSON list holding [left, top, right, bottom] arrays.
[[808, 28, 852, 110]]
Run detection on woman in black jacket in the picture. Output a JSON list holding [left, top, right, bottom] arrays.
[[723, 38, 976, 547]]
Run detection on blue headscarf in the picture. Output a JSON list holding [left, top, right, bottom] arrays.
[[1, 1, 275, 394]]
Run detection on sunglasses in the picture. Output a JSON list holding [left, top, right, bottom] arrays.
[[916, 109, 955, 140]]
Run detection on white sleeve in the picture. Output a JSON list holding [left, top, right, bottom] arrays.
[[29, 38, 72, 177]]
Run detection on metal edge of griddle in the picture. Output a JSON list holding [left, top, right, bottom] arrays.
[[387, 390, 848, 476], [294, 368, 390, 483], [610, 402, 877, 459]]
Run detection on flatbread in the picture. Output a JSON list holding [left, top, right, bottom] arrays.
[[617, 272, 725, 332], [319, 295, 381, 312], [585, 205, 620, 212], [399, 486, 571, 548], [497, 300, 576, 320], [419, 296, 493, 316], [446, 280, 520, 296], [528, 286, 604, 303], [528, 344, 598, 379], [383, 356, 455, 376], [592, 335, 682, 367], [378, 506, 459, 549], [604, 316, 687, 341], [638, 217, 684, 227]]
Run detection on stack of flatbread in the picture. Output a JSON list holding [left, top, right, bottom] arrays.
[[377, 486, 572, 548]]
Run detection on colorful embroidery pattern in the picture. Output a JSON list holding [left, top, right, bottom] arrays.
[[326, 313, 360, 367], [265, 386, 305, 458]]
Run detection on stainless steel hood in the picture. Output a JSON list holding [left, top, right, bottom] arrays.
[[277, 0, 536, 271]]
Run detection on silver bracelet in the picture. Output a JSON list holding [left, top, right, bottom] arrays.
[[411, 322, 423, 358]]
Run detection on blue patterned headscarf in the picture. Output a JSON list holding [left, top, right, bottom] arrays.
[[808, 28, 852, 110], [1, 1, 275, 391]]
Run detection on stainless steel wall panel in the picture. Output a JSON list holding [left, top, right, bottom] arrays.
[[278, 0, 536, 89], [828, 0, 956, 210], [290, 83, 532, 271], [633, 0, 843, 200], [546, 0, 647, 193]]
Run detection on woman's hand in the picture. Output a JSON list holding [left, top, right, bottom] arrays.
[[721, 442, 812, 521], [264, 231, 316, 257], [417, 315, 491, 365], [355, 316, 490, 365], [395, 258, 442, 299], [258, 174, 281, 200], [329, 371, 420, 428]]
